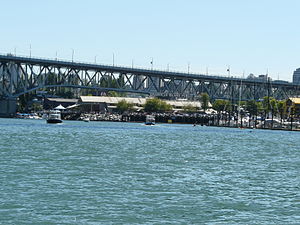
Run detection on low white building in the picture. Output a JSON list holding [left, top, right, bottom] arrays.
[[78, 96, 205, 113]]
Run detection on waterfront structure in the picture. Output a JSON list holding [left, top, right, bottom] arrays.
[[43, 98, 78, 110], [1, 54, 300, 117], [293, 68, 300, 84], [286, 97, 300, 117], [78, 96, 202, 113]]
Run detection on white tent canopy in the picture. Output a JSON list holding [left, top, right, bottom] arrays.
[[54, 104, 66, 110]]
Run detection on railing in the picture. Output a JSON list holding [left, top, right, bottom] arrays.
[[0, 53, 263, 80], [0, 52, 294, 86]]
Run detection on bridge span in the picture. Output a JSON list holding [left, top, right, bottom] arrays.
[[1, 54, 299, 117]]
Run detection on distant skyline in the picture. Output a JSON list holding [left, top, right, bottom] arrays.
[[1, 0, 300, 81]]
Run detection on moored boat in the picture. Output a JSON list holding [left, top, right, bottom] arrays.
[[145, 115, 155, 125], [83, 117, 90, 122], [46, 110, 62, 124]]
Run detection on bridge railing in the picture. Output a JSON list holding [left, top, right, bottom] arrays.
[[0, 52, 250, 80]]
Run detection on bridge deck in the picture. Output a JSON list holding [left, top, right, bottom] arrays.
[[0, 54, 294, 87]]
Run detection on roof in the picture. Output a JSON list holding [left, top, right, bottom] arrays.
[[79, 96, 204, 108], [79, 96, 147, 105], [46, 98, 78, 103], [166, 100, 202, 108], [288, 98, 300, 104]]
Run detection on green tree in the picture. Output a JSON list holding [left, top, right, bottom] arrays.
[[183, 104, 197, 113], [245, 100, 258, 117], [159, 100, 172, 112], [277, 100, 286, 122], [270, 98, 277, 115], [116, 100, 134, 113], [212, 99, 230, 126], [144, 98, 172, 112], [200, 93, 210, 112], [212, 99, 228, 113], [108, 91, 119, 97], [262, 96, 276, 116], [31, 102, 43, 112], [245, 100, 259, 127], [107, 91, 126, 97]]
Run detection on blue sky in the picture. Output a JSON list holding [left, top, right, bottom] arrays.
[[1, 0, 300, 81]]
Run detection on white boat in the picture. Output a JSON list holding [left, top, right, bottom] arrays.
[[145, 115, 155, 125], [42, 113, 48, 119], [83, 117, 90, 122], [46, 110, 62, 124]]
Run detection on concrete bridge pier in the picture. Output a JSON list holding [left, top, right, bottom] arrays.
[[0, 98, 17, 117]]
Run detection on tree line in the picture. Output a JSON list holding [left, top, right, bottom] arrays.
[[116, 93, 295, 123], [116, 93, 210, 113]]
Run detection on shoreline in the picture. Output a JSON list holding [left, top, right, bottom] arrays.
[[11, 111, 300, 132]]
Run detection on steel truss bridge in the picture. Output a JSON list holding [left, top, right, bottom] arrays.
[[1, 54, 300, 116]]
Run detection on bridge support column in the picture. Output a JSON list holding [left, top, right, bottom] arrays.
[[0, 98, 17, 118]]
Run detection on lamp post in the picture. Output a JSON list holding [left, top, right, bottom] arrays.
[[227, 65, 230, 77], [151, 58, 153, 70], [71, 49, 74, 62]]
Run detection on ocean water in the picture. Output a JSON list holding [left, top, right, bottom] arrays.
[[0, 118, 299, 224]]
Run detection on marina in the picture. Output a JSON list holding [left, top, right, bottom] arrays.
[[1, 1, 300, 224]]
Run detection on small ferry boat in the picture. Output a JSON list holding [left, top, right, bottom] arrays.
[[145, 115, 155, 125], [46, 110, 62, 124]]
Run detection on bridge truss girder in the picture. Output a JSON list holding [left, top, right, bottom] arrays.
[[1, 56, 300, 103]]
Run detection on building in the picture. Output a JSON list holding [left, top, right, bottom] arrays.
[[78, 96, 204, 113], [44, 98, 78, 110], [247, 73, 271, 82], [286, 98, 300, 117], [293, 68, 300, 84]]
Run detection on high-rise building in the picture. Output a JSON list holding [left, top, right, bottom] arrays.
[[293, 68, 300, 84]]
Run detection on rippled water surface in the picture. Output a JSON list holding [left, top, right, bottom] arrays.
[[0, 118, 299, 224]]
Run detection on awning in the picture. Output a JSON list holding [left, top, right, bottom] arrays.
[[66, 104, 80, 109]]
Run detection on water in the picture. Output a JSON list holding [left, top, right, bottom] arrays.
[[0, 118, 299, 224]]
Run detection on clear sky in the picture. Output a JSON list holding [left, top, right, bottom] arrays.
[[1, 0, 300, 81]]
